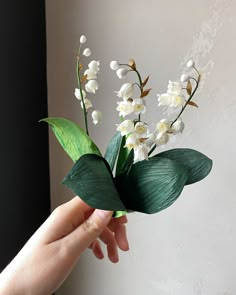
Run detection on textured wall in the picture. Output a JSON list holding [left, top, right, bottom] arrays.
[[46, 0, 236, 294]]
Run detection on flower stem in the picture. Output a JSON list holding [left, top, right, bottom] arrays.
[[76, 61, 89, 136]]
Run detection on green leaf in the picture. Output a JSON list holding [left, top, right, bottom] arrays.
[[40, 117, 101, 162], [116, 157, 189, 214], [157, 148, 213, 185], [115, 136, 130, 176], [104, 132, 123, 172], [62, 154, 126, 211]]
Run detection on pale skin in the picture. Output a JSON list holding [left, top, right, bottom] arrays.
[[0, 197, 129, 295]]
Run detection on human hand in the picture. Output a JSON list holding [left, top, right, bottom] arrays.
[[0, 197, 129, 295]]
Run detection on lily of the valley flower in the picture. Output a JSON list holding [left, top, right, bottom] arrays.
[[116, 68, 128, 79], [81, 98, 92, 110], [180, 74, 190, 83], [156, 119, 171, 133], [134, 122, 148, 138], [91, 110, 102, 124], [116, 100, 133, 117], [80, 35, 87, 44], [134, 144, 149, 162], [85, 80, 99, 94], [156, 132, 169, 146], [167, 81, 182, 95], [83, 48, 91, 57], [187, 59, 194, 68], [84, 68, 97, 80], [88, 60, 100, 73], [170, 118, 185, 134], [74, 88, 86, 100], [132, 98, 146, 115], [124, 133, 139, 150], [117, 120, 134, 136], [158, 80, 185, 108], [116, 83, 134, 100], [110, 61, 120, 71]]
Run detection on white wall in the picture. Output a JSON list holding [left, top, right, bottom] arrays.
[[46, 1, 236, 294]]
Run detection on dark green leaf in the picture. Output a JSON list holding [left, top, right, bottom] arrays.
[[116, 157, 189, 214], [157, 148, 213, 185], [40, 117, 101, 162], [104, 132, 122, 172], [115, 136, 130, 176], [62, 154, 125, 211]]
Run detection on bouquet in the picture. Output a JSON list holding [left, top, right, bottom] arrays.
[[41, 35, 213, 218]]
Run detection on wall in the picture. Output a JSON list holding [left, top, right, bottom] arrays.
[[46, 0, 236, 294]]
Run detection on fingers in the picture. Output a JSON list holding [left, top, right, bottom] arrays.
[[98, 228, 119, 263], [89, 240, 104, 260], [108, 218, 129, 251], [64, 209, 113, 259]]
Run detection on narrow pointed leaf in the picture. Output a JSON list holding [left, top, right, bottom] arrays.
[[116, 157, 188, 214], [140, 88, 152, 98], [142, 75, 150, 87], [186, 80, 192, 95], [62, 154, 125, 210], [104, 132, 122, 172], [186, 101, 198, 108], [157, 148, 213, 185], [41, 117, 101, 162]]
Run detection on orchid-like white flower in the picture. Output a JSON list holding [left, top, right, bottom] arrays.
[[117, 120, 134, 136], [134, 122, 148, 138], [80, 35, 87, 44], [158, 80, 185, 108], [83, 48, 91, 57], [110, 61, 120, 71], [91, 110, 102, 125], [180, 74, 190, 83], [156, 119, 171, 133], [81, 98, 92, 110], [156, 132, 169, 146], [124, 133, 139, 150], [84, 68, 97, 80], [116, 68, 128, 79], [74, 88, 86, 100], [157, 93, 172, 106], [85, 80, 99, 94], [88, 60, 100, 73], [167, 81, 182, 95], [134, 144, 149, 162], [170, 118, 185, 134], [116, 83, 134, 100], [170, 95, 185, 107], [116, 100, 133, 117], [132, 98, 146, 115], [186, 59, 194, 68]]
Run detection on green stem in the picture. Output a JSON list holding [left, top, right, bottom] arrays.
[[76, 61, 89, 136]]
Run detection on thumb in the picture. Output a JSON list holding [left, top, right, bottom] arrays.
[[64, 209, 113, 256]]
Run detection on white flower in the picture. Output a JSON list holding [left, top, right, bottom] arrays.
[[124, 133, 139, 150], [116, 101, 133, 117], [74, 88, 86, 100], [81, 98, 92, 110], [134, 144, 149, 162], [156, 119, 171, 133], [170, 95, 185, 107], [116, 68, 128, 79], [180, 74, 190, 83], [88, 60, 100, 73], [186, 59, 194, 68], [132, 98, 146, 115], [117, 120, 134, 136], [91, 110, 102, 125], [157, 93, 172, 106], [167, 81, 182, 95], [134, 122, 148, 138], [85, 80, 99, 94], [83, 48, 91, 57], [80, 35, 87, 44], [170, 118, 185, 134], [156, 132, 169, 146], [110, 61, 120, 70], [116, 83, 134, 100], [144, 133, 155, 148], [84, 68, 97, 80]]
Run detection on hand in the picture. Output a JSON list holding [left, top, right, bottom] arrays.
[[0, 197, 129, 295]]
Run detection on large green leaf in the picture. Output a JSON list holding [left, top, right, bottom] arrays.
[[41, 117, 101, 162], [157, 148, 213, 185], [62, 154, 126, 211], [115, 136, 130, 176], [104, 132, 123, 172], [116, 157, 189, 214]]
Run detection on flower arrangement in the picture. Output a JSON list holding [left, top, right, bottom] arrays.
[[41, 35, 213, 218]]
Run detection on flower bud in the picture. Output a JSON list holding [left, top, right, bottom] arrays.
[[186, 59, 194, 68], [156, 119, 171, 133], [85, 80, 99, 94], [92, 110, 102, 125], [156, 132, 169, 146], [88, 60, 100, 73], [74, 88, 86, 100], [80, 35, 87, 44], [116, 68, 128, 79], [81, 98, 92, 110], [110, 61, 120, 70], [180, 74, 190, 83], [83, 48, 91, 57], [116, 83, 134, 100]]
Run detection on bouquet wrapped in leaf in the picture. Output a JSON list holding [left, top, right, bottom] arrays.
[[41, 35, 213, 218]]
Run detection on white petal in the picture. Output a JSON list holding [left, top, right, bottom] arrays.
[[134, 144, 149, 162], [156, 119, 171, 133], [124, 133, 139, 150], [83, 48, 91, 57], [117, 120, 134, 136], [116, 68, 128, 79], [156, 132, 169, 146], [91, 110, 102, 124], [84, 68, 97, 80], [85, 80, 99, 94], [186, 59, 194, 68], [80, 35, 87, 44], [74, 88, 86, 100], [180, 74, 190, 83], [116, 101, 133, 117], [110, 61, 120, 70], [134, 122, 148, 138], [81, 98, 92, 110], [88, 60, 100, 73], [116, 83, 134, 100]]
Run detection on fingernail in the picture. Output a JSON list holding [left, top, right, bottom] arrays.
[[96, 209, 112, 220]]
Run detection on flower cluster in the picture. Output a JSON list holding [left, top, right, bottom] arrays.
[[110, 59, 200, 162], [74, 35, 102, 133]]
